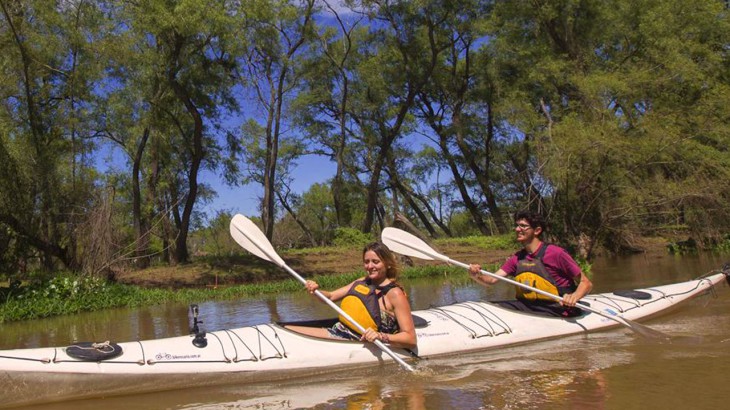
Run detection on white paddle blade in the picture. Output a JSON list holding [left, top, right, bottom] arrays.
[[381, 227, 441, 261], [230, 214, 287, 267]]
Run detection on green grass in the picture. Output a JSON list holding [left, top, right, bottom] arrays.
[[0, 265, 482, 324]]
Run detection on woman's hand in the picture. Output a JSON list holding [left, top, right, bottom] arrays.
[[468, 264, 482, 281], [360, 328, 388, 344], [304, 280, 319, 294]]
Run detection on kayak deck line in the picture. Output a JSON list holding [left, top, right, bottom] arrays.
[[224, 327, 279, 362], [428, 302, 514, 339], [584, 274, 720, 317]]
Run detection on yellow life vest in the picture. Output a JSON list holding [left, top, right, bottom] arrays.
[[338, 280, 396, 335], [514, 244, 576, 302]]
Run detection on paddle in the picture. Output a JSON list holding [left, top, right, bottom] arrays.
[[381, 227, 671, 341], [229, 214, 415, 372]]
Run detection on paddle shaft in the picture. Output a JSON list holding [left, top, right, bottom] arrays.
[[382, 231, 579, 305], [279, 262, 414, 365], [230, 219, 415, 372], [382, 227, 672, 340]]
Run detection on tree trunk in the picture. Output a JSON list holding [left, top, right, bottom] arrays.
[[277, 190, 317, 246], [454, 103, 508, 234], [436, 134, 492, 235], [167, 36, 205, 264], [262, 73, 280, 241], [362, 147, 387, 233], [132, 127, 151, 268]]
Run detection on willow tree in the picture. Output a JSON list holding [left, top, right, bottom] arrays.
[[100, 11, 167, 269], [408, 0, 513, 236], [232, 0, 318, 241], [488, 0, 730, 255], [292, 0, 368, 229], [0, 0, 108, 271], [117, 0, 238, 264], [338, 0, 453, 234]]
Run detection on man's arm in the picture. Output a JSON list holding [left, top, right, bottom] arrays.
[[562, 271, 593, 307]]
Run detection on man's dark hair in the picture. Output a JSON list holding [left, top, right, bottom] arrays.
[[514, 210, 547, 236]]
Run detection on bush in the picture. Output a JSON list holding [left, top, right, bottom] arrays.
[[6, 273, 110, 305], [332, 227, 374, 248]]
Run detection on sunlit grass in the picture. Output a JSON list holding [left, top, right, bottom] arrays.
[[0, 265, 485, 324]]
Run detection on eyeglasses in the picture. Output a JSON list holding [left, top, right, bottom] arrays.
[[515, 223, 533, 230]]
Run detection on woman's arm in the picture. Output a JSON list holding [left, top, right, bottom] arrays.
[[305, 279, 355, 302], [366, 288, 416, 349]]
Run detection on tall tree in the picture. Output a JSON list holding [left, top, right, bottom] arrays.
[[120, 0, 237, 264], [346, 0, 451, 233], [0, 0, 107, 270], [488, 0, 730, 255], [294, 0, 367, 228], [234, 0, 317, 241]]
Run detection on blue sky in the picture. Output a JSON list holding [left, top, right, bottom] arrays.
[[200, 153, 336, 219]]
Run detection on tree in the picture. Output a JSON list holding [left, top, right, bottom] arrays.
[[0, 0, 108, 270], [118, 0, 237, 264], [293, 0, 370, 228], [234, 0, 318, 241], [345, 0, 451, 233], [488, 0, 730, 255]]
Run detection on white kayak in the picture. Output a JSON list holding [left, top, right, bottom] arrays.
[[0, 270, 727, 407]]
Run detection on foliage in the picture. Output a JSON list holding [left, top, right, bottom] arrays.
[[189, 210, 240, 256], [714, 237, 730, 254], [230, 0, 318, 241], [486, 0, 730, 256], [273, 182, 338, 248], [666, 238, 699, 255], [1, 0, 729, 276], [0, 263, 465, 323], [18, 274, 108, 301], [0, 0, 106, 271], [447, 211, 491, 237], [332, 227, 375, 248]]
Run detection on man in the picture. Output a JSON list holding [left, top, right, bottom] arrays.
[[468, 211, 593, 317]]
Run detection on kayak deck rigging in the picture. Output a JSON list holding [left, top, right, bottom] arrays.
[[429, 302, 514, 339]]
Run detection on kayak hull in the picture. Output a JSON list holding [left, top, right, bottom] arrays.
[[0, 272, 727, 407]]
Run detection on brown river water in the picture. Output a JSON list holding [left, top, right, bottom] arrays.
[[2, 252, 730, 409]]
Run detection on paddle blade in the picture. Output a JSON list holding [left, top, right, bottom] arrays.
[[624, 319, 672, 341], [229, 214, 286, 267], [381, 227, 441, 261]]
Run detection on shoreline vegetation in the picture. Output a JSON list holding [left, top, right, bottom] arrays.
[[0, 235, 721, 324]]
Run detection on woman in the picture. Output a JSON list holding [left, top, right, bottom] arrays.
[[285, 242, 417, 350]]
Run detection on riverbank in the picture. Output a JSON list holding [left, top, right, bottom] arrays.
[[0, 235, 677, 323], [115, 236, 674, 288], [0, 237, 515, 323], [114, 240, 516, 288]]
